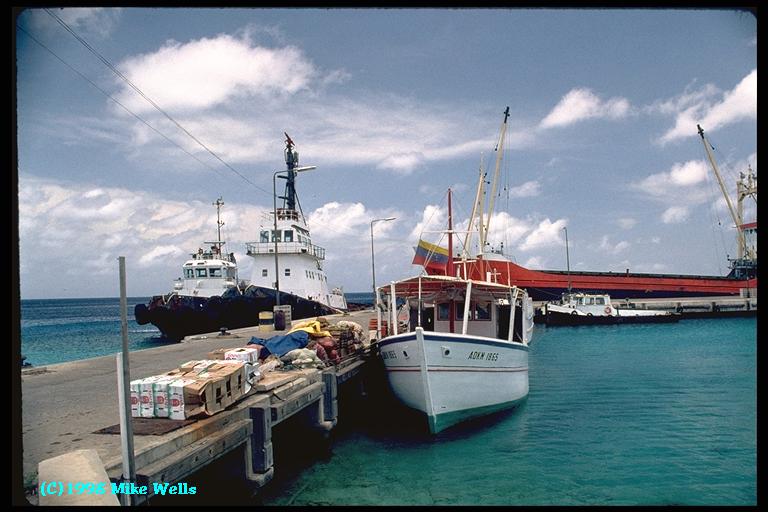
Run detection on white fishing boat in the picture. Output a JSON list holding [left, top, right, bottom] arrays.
[[543, 292, 679, 325], [378, 274, 534, 434], [377, 108, 537, 433]]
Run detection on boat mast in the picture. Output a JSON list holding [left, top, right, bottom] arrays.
[[282, 132, 299, 211], [213, 197, 225, 247], [563, 226, 571, 293], [448, 188, 455, 334], [447, 188, 455, 278], [480, 106, 510, 251], [462, 155, 485, 259], [697, 124, 747, 260], [737, 165, 758, 261]]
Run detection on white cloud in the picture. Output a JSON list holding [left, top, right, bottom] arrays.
[[539, 88, 630, 129], [657, 69, 756, 143], [617, 217, 637, 230], [633, 159, 709, 200], [138, 245, 185, 267], [507, 180, 541, 198], [519, 218, 567, 251], [661, 206, 690, 224], [27, 7, 122, 39], [115, 34, 320, 113], [598, 235, 630, 255], [18, 176, 275, 297]]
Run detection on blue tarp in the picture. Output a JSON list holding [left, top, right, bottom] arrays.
[[248, 330, 310, 358]]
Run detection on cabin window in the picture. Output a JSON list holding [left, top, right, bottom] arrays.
[[455, 302, 464, 321], [262, 269, 268, 277], [260, 230, 269, 243], [285, 268, 291, 277], [437, 303, 450, 321], [474, 301, 492, 321], [195, 268, 208, 278], [284, 230, 294, 242], [271, 230, 281, 242], [595, 297, 605, 305], [184, 269, 194, 278], [209, 268, 222, 278], [585, 297, 595, 305]]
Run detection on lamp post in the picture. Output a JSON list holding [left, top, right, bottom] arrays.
[[370, 217, 396, 309], [273, 165, 316, 306], [562, 226, 571, 293]]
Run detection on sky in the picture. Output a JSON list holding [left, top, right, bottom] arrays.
[[14, 7, 757, 300]]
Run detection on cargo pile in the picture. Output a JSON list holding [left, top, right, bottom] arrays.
[[130, 357, 257, 420], [129, 318, 369, 420], [248, 317, 369, 368]]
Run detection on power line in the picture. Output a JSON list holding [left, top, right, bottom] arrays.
[[41, 8, 270, 196], [17, 24, 233, 183]]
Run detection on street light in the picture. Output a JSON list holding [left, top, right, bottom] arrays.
[[370, 217, 396, 310], [562, 226, 571, 293], [273, 165, 316, 306]]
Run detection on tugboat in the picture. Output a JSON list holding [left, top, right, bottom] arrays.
[[135, 135, 345, 341]]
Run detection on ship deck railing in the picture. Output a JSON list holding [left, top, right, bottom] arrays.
[[245, 240, 326, 260]]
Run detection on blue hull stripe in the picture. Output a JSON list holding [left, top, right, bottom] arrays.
[[379, 332, 529, 352]]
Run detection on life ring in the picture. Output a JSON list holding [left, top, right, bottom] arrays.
[[604, 306, 612, 315]]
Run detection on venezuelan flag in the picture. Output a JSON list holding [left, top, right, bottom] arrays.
[[412, 239, 449, 272]]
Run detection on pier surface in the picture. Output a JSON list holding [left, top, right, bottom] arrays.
[[22, 309, 377, 503]]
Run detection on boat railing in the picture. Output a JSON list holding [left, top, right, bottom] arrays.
[[245, 240, 326, 260]]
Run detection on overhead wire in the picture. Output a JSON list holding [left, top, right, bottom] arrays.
[[41, 8, 271, 196]]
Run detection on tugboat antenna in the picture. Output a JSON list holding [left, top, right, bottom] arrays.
[[213, 197, 225, 246]]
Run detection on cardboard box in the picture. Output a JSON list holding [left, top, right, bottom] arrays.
[[168, 377, 204, 420], [129, 379, 143, 417], [224, 347, 261, 363], [151, 375, 178, 418], [137, 376, 165, 418]]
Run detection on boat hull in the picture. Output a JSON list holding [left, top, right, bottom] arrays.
[[134, 285, 339, 341], [379, 328, 528, 434], [544, 310, 680, 326], [449, 259, 756, 301]]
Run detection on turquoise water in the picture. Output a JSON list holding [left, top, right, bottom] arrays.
[[18, 299, 756, 505], [19, 298, 172, 366], [256, 318, 756, 506]]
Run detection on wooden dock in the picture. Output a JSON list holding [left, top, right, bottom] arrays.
[[22, 309, 377, 505]]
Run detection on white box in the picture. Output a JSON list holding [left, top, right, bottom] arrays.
[[168, 378, 200, 420], [151, 376, 178, 418], [137, 376, 164, 418], [129, 379, 143, 417], [224, 347, 260, 363]]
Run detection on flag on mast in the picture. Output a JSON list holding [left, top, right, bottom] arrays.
[[412, 239, 449, 273]]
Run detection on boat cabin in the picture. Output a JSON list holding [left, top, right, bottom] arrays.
[[174, 243, 238, 298], [378, 275, 533, 344]]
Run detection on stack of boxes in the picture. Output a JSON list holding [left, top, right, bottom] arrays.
[[130, 355, 255, 420]]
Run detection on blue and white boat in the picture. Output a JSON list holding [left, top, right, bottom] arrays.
[[377, 274, 534, 434]]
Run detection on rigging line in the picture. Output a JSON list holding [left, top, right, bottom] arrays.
[[42, 8, 269, 196], [17, 24, 231, 183]]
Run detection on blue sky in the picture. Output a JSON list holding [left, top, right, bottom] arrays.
[[15, 8, 757, 299]]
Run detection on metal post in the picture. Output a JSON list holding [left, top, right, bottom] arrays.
[[273, 171, 281, 306], [563, 227, 571, 293], [117, 257, 135, 506], [370, 217, 396, 311]]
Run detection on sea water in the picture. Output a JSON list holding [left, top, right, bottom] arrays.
[[256, 317, 756, 506], [18, 299, 756, 505], [19, 297, 173, 366]]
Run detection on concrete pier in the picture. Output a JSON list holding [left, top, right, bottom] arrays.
[[22, 309, 377, 505]]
